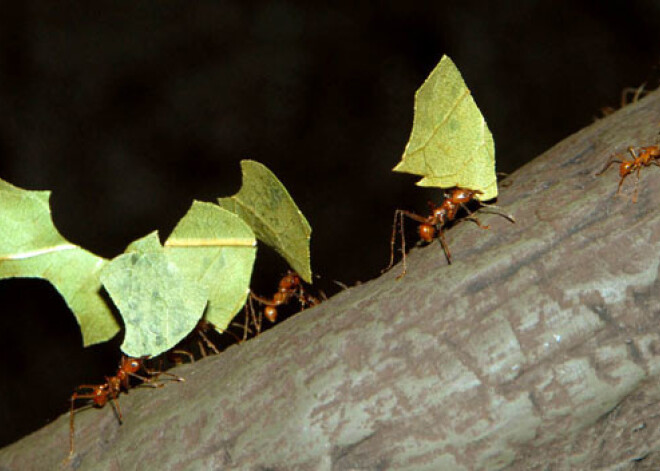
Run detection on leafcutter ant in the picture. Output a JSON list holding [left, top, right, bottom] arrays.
[[387, 187, 515, 277], [597, 145, 660, 203], [250, 271, 320, 330], [68, 356, 183, 459]]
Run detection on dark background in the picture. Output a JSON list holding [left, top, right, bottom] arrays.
[[1, 1, 659, 449]]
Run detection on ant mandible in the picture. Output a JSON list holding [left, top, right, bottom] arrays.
[[68, 356, 182, 459], [251, 271, 320, 325], [596, 145, 660, 203], [387, 187, 515, 277]]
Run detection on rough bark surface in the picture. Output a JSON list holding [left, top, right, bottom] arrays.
[[3, 91, 660, 471]]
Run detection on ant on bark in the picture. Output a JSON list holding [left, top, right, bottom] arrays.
[[250, 271, 320, 329], [386, 187, 515, 277], [68, 356, 183, 459], [596, 145, 660, 203]]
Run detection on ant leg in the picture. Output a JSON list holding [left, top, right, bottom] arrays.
[[437, 229, 452, 264], [225, 322, 248, 342], [69, 395, 77, 458], [109, 395, 123, 424], [465, 214, 489, 229], [620, 83, 646, 107], [242, 302, 251, 341], [386, 210, 402, 272], [198, 329, 220, 355], [247, 295, 261, 337], [138, 362, 184, 383], [632, 166, 643, 203], [170, 349, 196, 364], [596, 156, 624, 175], [455, 203, 490, 229], [616, 174, 628, 196], [69, 396, 77, 458], [396, 211, 408, 278], [249, 291, 277, 306], [387, 209, 428, 275], [69, 393, 91, 458], [69, 389, 104, 458], [476, 204, 516, 223]]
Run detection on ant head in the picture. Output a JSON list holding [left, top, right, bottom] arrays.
[[619, 161, 633, 176], [279, 272, 301, 290], [418, 223, 436, 242], [120, 357, 142, 374], [452, 188, 481, 204]]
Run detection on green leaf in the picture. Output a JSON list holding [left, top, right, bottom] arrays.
[[164, 201, 257, 333], [217, 160, 313, 282], [393, 55, 498, 201], [101, 232, 209, 358], [0, 178, 119, 346]]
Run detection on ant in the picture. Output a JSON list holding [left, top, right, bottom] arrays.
[[250, 271, 320, 329], [68, 356, 183, 459], [387, 187, 515, 277], [597, 145, 660, 203]]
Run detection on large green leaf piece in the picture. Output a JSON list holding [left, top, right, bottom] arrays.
[[217, 160, 312, 282], [164, 201, 257, 333], [393, 55, 498, 201], [101, 232, 210, 358], [0, 178, 119, 346]]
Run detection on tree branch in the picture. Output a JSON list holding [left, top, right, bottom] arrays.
[[3, 90, 660, 470]]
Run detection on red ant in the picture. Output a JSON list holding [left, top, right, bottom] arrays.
[[68, 356, 182, 459], [387, 187, 515, 277], [250, 271, 320, 328], [596, 145, 660, 203]]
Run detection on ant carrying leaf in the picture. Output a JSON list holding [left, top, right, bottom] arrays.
[[387, 188, 514, 277], [389, 56, 514, 276], [249, 271, 320, 333]]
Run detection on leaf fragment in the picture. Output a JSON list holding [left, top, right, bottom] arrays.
[[164, 201, 257, 333], [217, 160, 313, 282], [393, 55, 498, 201], [101, 232, 209, 358], [0, 178, 119, 346]]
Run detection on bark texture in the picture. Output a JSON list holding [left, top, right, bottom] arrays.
[[3, 91, 660, 471]]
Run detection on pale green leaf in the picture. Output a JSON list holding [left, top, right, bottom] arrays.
[[393, 55, 498, 201], [101, 232, 209, 357], [125, 230, 162, 253], [164, 201, 257, 332], [217, 160, 312, 282], [0, 178, 119, 346]]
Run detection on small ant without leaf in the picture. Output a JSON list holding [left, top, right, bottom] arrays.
[[597, 145, 660, 203], [387, 187, 515, 277], [68, 356, 183, 459], [250, 271, 320, 330]]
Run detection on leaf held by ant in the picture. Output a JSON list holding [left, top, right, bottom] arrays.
[[393, 55, 498, 201]]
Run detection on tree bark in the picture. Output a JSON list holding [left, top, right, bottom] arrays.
[[3, 90, 660, 471]]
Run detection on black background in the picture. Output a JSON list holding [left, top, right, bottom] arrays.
[[1, 1, 659, 448]]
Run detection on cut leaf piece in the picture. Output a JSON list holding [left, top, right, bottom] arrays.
[[101, 232, 208, 358], [393, 55, 497, 201], [164, 201, 257, 332], [0, 178, 118, 346], [217, 160, 312, 282]]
